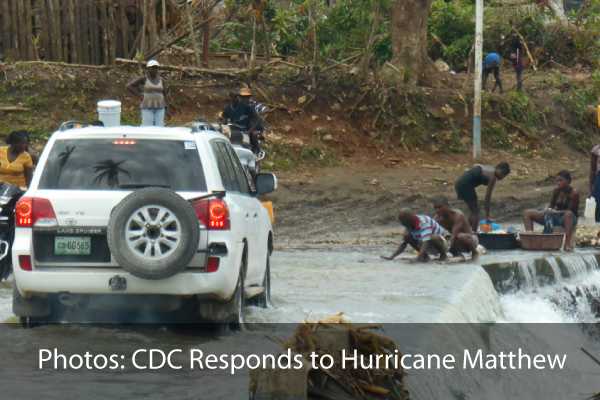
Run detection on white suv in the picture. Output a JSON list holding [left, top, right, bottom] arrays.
[[12, 125, 276, 325]]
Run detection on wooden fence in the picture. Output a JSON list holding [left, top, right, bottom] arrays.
[[0, 0, 162, 65]]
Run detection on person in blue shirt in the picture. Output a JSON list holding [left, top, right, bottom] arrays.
[[483, 52, 503, 93]]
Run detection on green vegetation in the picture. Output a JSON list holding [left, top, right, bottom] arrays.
[[429, 0, 475, 70], [218, 0, 600, 70], [265, 141, 338, 171], [1, 1, 600, 158]]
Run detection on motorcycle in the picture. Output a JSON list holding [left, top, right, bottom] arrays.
[[0, 183, 24, 281], [192, 118, 267, 179]]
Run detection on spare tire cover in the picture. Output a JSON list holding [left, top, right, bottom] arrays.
[[107, 187, 200, 280]]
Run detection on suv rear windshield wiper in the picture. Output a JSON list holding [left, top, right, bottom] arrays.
[[118, 183, 171, 189]]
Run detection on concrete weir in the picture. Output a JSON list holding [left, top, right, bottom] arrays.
[[481, 251, 600, 293], [264, 248, 600, 324]]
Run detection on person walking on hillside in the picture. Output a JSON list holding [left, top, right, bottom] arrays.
[[483, 52, 503, 93], [455, 162, 511, 232], [510, 34, 524, 92], [127, 60, 168, 127], [0, 131, 34, 188]]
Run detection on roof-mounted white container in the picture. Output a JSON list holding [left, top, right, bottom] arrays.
[[97, 100, 122, 127]]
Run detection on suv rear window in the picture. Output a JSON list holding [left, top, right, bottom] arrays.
[[39, 139, 207, 191]]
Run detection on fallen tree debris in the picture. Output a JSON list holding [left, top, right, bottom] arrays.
[[11, 61, 110, 70], [250, 314, 409, 400], [575, 226, 600, 248], [0, 106, 30, 112], [115, 57, 242, 78]]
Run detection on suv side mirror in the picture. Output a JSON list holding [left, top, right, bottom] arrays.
[[255, 173, 277, 195]]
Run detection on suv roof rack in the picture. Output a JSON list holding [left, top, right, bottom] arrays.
[[191, 120, 222, 134], [59, 120, 104, 131]]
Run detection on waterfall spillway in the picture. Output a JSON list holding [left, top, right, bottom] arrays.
[[483, 253, 600, 322]]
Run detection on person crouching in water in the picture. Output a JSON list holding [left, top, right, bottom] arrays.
[[433, 197, 480, 262], [381, 209, 449, 262], [127, 60, 167, 127], [523, 170, 579, 252], [455, 162, 511, 232]]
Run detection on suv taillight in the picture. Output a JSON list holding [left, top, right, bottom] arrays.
[[15, 197, 57, 228], [193, 199, 230, 230]]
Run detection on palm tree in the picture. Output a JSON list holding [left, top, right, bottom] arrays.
[[93, 160, 131, 188]]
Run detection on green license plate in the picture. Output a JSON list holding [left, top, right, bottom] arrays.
[[54, 236, 92, 256]]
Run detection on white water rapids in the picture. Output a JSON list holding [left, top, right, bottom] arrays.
[[499, 254, 600, 323]]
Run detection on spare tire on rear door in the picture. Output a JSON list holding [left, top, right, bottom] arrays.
[[107, 187, 200, 280]]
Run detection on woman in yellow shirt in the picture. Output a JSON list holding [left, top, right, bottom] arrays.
[[0, 131, 33, 188]]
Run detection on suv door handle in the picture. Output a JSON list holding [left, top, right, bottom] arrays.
[[245, 213, 250, 218], [253, 213, 258, 218]]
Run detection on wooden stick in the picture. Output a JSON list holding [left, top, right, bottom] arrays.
[[384, 61, 403, 76], [10, 60, 110, 69], [186, 2, 201, 66], [431, 33, 447, 50], [115, 57, 243, 77], [511, 27, 537, 71], [162, 0, 167, 34], [0, 106, 30, 112], [499, 115, 538, 140], [582, 347, 600, 367]]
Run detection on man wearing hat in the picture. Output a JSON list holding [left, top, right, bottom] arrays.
[[222, 87, 262, 155], [127, 59, 168, 127]]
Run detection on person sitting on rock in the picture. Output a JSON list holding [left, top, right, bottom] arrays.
[[523, 170, 580, 252], [381, 209, 449, 263], [433, 196, 480, 262]]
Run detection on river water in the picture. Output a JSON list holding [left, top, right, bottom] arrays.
[[0, 248, 599, 399], [1, 247, 598, 324]]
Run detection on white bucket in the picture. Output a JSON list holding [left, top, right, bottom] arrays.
[[585, 197, 597, 222], [97, 100, 122, 127]]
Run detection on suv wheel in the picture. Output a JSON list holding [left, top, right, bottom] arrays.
[[107, 188, 200, 280], [229, 269, 246, 330], [197, 253, 247, 328], [251, 253, 271, 309]]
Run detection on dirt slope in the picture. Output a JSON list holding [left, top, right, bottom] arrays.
[[0, 60, 598, 247]]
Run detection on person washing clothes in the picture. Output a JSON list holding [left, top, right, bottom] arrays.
[[381, 209, 449, 263], [455, 162, 511, 232], [127, 60, 168, 127]]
